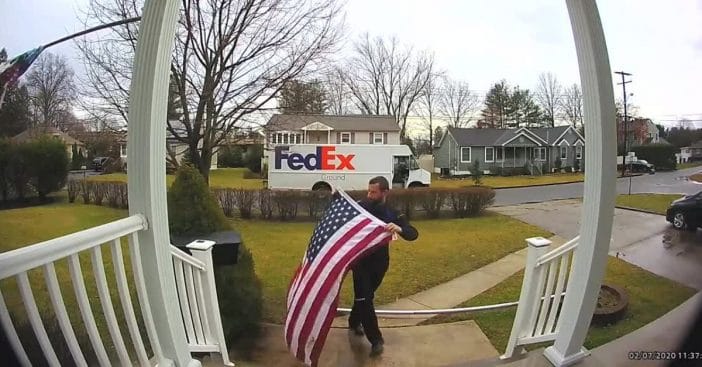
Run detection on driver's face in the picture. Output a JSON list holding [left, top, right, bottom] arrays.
[[367, 183, 386, 203]]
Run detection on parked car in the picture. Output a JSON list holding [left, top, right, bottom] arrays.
[[666, 191, 702, 230], [628, 159, 655, 174], [92, 157, 111, 172]]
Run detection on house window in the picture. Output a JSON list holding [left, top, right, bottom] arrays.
[[560, 145, 568, 159], [485, 147, 495, 162], [373, 132, 384, 144], [576, 146, 583, 159], [340, 132, 351, 144], [535, 147, 547, 161], [460, 147, 471, 162], [496, 147, 504, 162], [120, 144, 127, 157]]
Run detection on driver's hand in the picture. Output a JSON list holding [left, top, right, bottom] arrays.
[[386, 223, 403, 234]]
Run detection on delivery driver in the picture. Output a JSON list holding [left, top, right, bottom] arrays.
[[348, 176, 419, 357]]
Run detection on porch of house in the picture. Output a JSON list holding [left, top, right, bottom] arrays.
[[0, 0, 620, 367]]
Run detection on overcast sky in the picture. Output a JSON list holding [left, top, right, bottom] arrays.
[[2, 0, 701, 128]]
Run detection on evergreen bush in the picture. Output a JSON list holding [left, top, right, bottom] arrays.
[[167, 165, 262, 351]]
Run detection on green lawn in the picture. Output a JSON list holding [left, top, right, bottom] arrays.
[[616, 193, 683, 215], [677, 162, 702, 170], [89, 167, 264, 189], [0, 199, 550, 324], [432, 173, 584, 189], [420, 256, 696, 352], [235, 212, 550, 322]]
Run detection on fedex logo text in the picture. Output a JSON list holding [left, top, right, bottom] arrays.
[[274, 146, 355, 171]]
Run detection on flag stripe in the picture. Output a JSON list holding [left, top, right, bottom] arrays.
[[302, 227, 388, 365], [285, 217, 371, 348], [286, 213, 360, 312], [294, 225, 386, 361]]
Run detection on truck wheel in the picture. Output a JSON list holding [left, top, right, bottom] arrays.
[[312, 182, 332, 191], [408, 182, 425, 188]]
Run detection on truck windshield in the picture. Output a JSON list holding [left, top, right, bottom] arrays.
[[409, 157, 420, 170]]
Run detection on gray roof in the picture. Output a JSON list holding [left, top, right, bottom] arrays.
[[446, 127, 518, 146], [530, 126, 572, 144], [446, 126, 580, 146], [265, 114, 400, 132]]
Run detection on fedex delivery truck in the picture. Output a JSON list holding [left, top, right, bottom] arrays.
[[267, 144, 431, 191]]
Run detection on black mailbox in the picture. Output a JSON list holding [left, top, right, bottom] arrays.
[[171, 231, 241, 266]]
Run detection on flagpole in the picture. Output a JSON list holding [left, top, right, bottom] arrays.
[[0, 82, 7, 110], [42, 16, 142, 49], [0, 16, 142, 111]]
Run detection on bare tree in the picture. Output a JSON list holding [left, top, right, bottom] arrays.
[[324, 67, 350, 115], [535, 72, 562, 127], [439, 76, 478, 129], [78, 0, 344, 181], [561, 83, 584, 128], [413, 71, 443, 153], [25, 52, 76, 130], [340, 34, 434, 139]]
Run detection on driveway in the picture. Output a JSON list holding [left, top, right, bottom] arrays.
[[492, 200, 702, 290], [493, 166, 702, 206]]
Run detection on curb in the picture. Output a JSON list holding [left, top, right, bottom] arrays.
[[614, 205, 665, 216]]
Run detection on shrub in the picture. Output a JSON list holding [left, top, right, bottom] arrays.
[[235, 189, 256, 219], [218, 146, 245, 168], [258, 189, 274, 219], [67, 179, 80, 203], [0, 139, 12, 202], [167, 165, 262, 350], [71, 143, 84, 170], [448, 187, 496, 218], [386, 189, 416, 220], [25, 136, 69, 201], [7, 143, 33, 201], [92, 182, 107, 206], [305, 190, 332, 220], [554, 158, 562, 172], [417, 188, 449, 218], [574, 159, 581, 172], [168, 165, 229, 235], [80, 180, 92, 204], [103, 181, 127, 208], [472, 160, 483, 186], [244, 144, 263, 173], [214, 188, 236, 217], [631, 144, 678, 171], [273, 190, 300, 220]]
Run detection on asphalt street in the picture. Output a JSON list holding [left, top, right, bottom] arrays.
[[493, 199, 702, 291], [494, 166, 702, 206]]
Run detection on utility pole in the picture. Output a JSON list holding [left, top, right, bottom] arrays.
[[614, 71, 632, 177]]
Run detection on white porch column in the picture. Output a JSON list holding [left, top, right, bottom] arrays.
[[543, 1, 617, 366], [127, 1, 198, 366]]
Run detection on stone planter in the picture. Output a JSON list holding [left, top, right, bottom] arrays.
[[592, 283, 629, 326]]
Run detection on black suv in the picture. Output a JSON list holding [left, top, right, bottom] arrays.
[[92, 157, 110, 171], [666, 191, 702, 230]]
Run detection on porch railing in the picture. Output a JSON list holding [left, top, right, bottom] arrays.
[[501, 236, 580, 359], [170, 241, 234, 366], [0, 215, 232, 367], [0, 215, 161, 367]]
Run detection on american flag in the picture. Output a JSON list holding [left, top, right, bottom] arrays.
[[284, 189, 391, 366], [0, 47, 44, 107]]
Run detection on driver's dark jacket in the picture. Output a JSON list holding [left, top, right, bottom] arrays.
[[353, 199, 418, 273]]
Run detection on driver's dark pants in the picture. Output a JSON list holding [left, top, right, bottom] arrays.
[[348, 261, 388, 345]]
